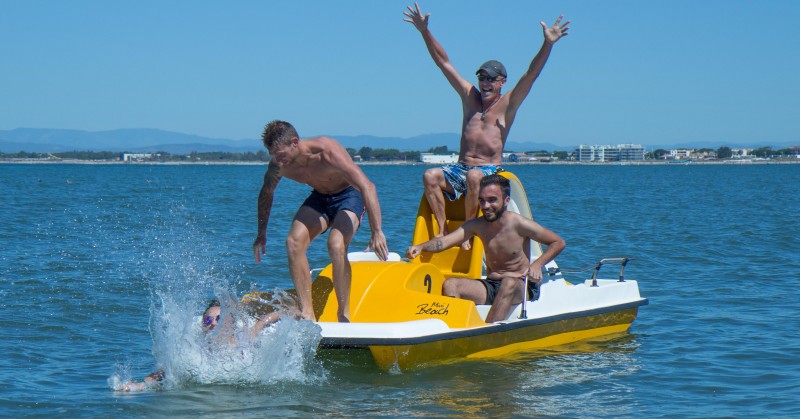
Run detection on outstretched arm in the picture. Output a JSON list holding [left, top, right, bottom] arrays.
[[251, 312, 281, 335], [114, 370, 164, 392], [253, 161, 281, 263], [506, 15, 570, 121], [403, 2, 473, 98], [357, 178, 389, 261], [406, 225, 470, 259]]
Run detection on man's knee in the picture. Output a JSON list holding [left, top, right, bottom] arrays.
[[465, 170, 485, 189], [497, 277, 523, 301], [327, 235, 348, 259], [423, 168, 444, 187], [286, 233, 309, 255], [442, 278, 461, 297]]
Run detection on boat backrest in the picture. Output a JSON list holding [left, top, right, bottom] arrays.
[[501, 171, 543, 259], [410, 193, 485, 278], [478, 172, 556, 278]]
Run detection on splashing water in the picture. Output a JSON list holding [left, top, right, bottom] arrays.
[[156, 291, 324, 387], [110, 285, 325, 391], [108, 196, 326, 391]]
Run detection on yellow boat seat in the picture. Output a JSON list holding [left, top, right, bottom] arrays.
[[409, 181, 484, 279]]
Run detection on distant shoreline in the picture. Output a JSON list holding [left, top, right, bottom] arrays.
[[2, 158, 799, 166]]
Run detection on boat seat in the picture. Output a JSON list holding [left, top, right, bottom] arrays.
[[409, 193, 484, 279]]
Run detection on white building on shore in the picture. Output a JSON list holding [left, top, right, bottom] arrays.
[[575, 144, 645, 162], [122, 153, 159, 162]]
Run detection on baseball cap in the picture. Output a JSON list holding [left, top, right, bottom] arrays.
[[476, 60, 507, 78]]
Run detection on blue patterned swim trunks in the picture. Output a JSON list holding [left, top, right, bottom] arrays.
[[440, 162, 502, 201]]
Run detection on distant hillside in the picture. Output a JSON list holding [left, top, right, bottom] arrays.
[[334, 133, 459, 153], [0, 128, 571, 153], [0, 128, 256, 154], [1, 127, 793, 154]]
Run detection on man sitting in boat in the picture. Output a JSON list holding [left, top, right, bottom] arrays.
[[403, 2, 570, 251], [406, 174, 566, 323], [253, 120, 389, 322]]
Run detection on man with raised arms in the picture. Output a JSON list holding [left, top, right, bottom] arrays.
[[253, 120, 389, 322], [404, 3, 570, 249], [406, 174, 566, 323]]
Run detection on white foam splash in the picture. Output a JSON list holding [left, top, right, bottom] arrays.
[[110, 286, 325, 391], [153, 287, 325, 387], [107, 200, 326, 391]]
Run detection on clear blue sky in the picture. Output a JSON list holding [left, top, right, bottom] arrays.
[[2, 1, 798, 147]]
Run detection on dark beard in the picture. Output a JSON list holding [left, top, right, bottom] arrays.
[[483, 206, 506, 222]]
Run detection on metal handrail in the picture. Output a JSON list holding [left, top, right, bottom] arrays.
[[551, 257, 633, 287], [588, 257, 631, 287]]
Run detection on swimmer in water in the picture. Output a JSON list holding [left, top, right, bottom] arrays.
[[114, 299, 284, 392]]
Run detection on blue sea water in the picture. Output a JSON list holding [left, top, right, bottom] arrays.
[[1, 163, 798, 417]]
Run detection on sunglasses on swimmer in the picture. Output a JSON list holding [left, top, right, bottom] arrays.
[[202, 315, 220, 326], [477, 74, 504, 82]]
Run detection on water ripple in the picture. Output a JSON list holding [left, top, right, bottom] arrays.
[[1, 163, 798, 416]]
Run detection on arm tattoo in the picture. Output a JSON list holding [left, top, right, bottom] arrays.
[[423, 239, 444, 252]]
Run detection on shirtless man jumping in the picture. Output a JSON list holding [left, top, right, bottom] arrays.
[[253, 120, 389, 322], [406, 174, 565, 323], [404, 3, 570, 249]]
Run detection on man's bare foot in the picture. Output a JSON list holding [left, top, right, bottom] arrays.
[[337, 313, 351, 323], [300, 310, 316, 321], [436, 224, 449, 238], [461, 239, 471, 251]]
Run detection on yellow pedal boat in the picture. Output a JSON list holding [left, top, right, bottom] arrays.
[[244, 171, 648, 371]]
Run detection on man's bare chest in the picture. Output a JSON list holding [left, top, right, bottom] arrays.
[[481, 227, 524, 254], [282, 164, 346, 192]]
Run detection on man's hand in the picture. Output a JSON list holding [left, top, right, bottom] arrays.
[[527, 261, 543, 281], [541, 15, 570, 45], [403, 2, 429, 32], [253, 235, 266, 263], [406, 245, 422, 260], [368, 230, 389, 261]]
